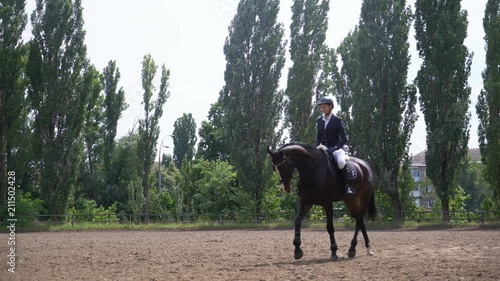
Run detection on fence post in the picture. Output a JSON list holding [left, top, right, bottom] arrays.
[[481, 211, 484, 225], [71, 214, 74, 227]]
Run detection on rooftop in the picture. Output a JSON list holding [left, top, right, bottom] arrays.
[[411, 148, 481, 167]]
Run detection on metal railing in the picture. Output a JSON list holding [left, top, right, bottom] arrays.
[[1, 210, 499, 227]]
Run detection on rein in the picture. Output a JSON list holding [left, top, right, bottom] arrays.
[[272, 156, 317, 182], [271, 159, 287, 168]]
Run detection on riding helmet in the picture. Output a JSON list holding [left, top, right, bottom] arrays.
[[317, 96, 334, 107]]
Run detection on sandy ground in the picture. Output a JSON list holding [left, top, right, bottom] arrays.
[[2, 228, 500, 280]]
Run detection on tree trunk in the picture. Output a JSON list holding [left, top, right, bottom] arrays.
[[441, 197, 450, 223], [391, 189, 403, 222], [144, 166, 150, 223], [255, 188, 262, 223], [0, 119, 5, 205]]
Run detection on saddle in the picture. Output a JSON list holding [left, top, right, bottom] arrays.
[[317, 145, 357, 180]]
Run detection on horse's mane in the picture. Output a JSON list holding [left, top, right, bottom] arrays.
[[279, 142, 317, 152], [277, 142, 326, 160]]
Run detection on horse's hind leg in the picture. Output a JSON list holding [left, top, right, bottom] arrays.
[[325, 206, 338, 261], [293, 202, 311, 260], [348, 217, 362, 258], [360, 219, 374, 256]]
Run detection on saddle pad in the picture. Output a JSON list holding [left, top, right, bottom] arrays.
[[346, 162, 357, 180]]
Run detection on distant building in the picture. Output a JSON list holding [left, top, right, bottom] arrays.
[[410, 148, 481, 209]]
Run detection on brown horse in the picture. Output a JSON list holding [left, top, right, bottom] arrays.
[[267, 142, 377, 261]]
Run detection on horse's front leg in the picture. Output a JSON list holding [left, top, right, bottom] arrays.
[[293, 202, 311, 260], [325, 206, 338, 261]]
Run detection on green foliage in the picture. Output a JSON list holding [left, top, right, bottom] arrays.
[[172, 113, 197, 168], [103, 133, 142, 211], [415, 0, 473, 221], [458, 156, 489, 211], [149, 187, 175, 220], [221, 0, 286, 217], [398, 159, 418, 214], [192, 160, 238, 217], [0, 0, 28, 204], [450, 185, 470, 213], [66, 198, 118, 223], [261, 175, 297, 220], [137, 54, 171, 219], [102, 60, 127, 179], [348, 0, 417, 220], [196, 100, 229, 161], [335, 29, 359, 137], [77, 65, 105, 202], [477, 0, 500, 202], [125, 178, 143, 216], [2, 191, 46, 225], [285, 0, 330, 143], [27, 0, 88, 219]]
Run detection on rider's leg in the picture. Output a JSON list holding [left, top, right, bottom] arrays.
[[339, 166, 355, 197], [333, 150, 355, 197]]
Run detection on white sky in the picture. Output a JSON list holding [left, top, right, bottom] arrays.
[[23, 0, 486, 156]]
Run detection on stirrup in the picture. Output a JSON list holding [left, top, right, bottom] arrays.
[[346, 186, 355, 197]]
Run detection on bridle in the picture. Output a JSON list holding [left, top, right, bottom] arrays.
[[271, 155, 316, 183], [271, 158, 287, 168]]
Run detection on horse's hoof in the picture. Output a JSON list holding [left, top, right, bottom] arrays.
[[366, 246, 374, 256], [294, 249, 304, 260], [330, 254, 339, 261], [348, 250, 356, 258]]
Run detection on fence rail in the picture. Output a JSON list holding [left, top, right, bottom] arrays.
[[1, 210, 499, 227]]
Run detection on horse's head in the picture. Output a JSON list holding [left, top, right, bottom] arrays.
[[267, 147, 296, 193]]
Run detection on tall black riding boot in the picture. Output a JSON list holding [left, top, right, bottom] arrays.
[[340, 167, 355, 197]]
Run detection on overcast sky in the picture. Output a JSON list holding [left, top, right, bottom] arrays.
[[24, 0, 487, 156]]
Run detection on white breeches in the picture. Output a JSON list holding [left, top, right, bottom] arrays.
[[333, 149, 346, 169]]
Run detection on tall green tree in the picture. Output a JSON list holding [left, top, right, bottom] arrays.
[[477, 0, 500, 203], [102, 60, 127, 182], [137, 54, 170, 221], [352, 0, 417, 220], [82, 66, 103, 180], [113, 133, 142, 213], [193, 159, 238, 216], [415, 0, 472, 222], [458, 156, 487, 211], [221, 0, 285, 218], [285, 0, 329, 143], [26, 0, 88, 219], [172, 113, 197, 168], [77, 65, 104, 201], [0, 0, 27, 205], [196, 98, 229, 161], [334, 29, 359, 142]]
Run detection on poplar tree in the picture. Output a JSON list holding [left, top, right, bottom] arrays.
[[102, 60, 127, 181], [26, 0, 88, 218], [285, 0, 329, 144], [335, 29, 359, 143], [137, 54, 170, 221], [415, 0, 472, 222], [0, 0, 27, 204], [352, 0, 417, 220], [477, 0, 500, 204], [78, 65, 104, 201], [221, 0, 285, 218], [172, 113, 197, 168], [196, 98, 229, 161]]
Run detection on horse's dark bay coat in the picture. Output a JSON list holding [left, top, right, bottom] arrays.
[[268, 142, 376, 260]]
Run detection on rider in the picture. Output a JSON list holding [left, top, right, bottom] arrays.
[[316, 96, 355, 197]]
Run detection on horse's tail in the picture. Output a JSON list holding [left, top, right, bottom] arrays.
[[366, 191, 377, 221]]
